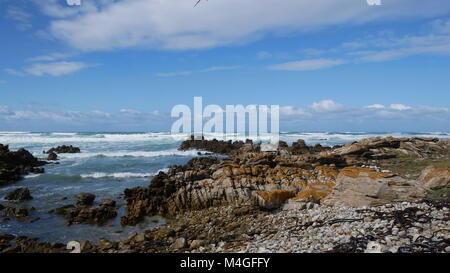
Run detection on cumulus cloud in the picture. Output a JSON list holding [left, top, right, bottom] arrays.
[[309, 100, 346, 112], [365, 104, 385, 109], [5, 62, 90, 76], [31, 0, 450, 51], [268, 59, 346, 71]]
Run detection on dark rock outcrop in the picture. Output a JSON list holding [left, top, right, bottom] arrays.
[[179, 137, 252, 155], [50, 197, 117, 226], [75, 193, 96, 207], [0, 144, 46, 187], [5, 188, 33, 201], [44, 145, 81, 154]]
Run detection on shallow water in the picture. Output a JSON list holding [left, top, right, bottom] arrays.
[[0, 131, 448, 243]]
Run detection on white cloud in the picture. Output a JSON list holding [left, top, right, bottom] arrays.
[[268, 59, 346, 71], [280, 106, 308, 116], [309, 100, 346, 112], [365, 104, 385, 109], [7, 6, 32, 30], [34, 0, 450, 51], [6, 62, 89, 76], [27, 52, 75, 62], [390, 104, 412, 111], [156, 65, 240, 77]]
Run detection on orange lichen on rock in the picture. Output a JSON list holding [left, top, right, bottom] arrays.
[[293, 181, 336, 201], [253, 190, 296, 209], [339, 166, 391, 179]]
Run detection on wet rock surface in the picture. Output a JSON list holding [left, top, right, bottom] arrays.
[[5, 187, 33, 201], [49, 194, 117, 226], [0, 234, 67, 253], [0, 144, 46, 187]]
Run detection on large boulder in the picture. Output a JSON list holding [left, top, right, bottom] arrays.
[[321, 167, 426, 207], [419, 166, 450, 190]]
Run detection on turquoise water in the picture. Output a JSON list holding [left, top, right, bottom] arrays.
[[0, 131, 449, 243]]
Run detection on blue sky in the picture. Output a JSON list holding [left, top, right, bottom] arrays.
[[1, 0, 450, 132]]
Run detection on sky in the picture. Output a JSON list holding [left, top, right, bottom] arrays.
[[1, 0, 450, 132]]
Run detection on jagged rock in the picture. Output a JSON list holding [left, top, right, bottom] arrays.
[[75, 193, 96, 207], [5, 188, 33, 201], [419, 166, 450, 190], [44, 145, 80, 154], [0, 144, 46, 187]]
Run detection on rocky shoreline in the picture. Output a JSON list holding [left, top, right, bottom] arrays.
[[0, 137, 449, 253]]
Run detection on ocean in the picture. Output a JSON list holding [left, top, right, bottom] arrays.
[[0, 131, 449, 243]]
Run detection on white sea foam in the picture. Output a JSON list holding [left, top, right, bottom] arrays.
[[80, 170, 167, 179], [57, 149, 202, 159], [0, 132, 448, 146]]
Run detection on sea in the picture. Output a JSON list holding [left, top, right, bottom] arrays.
[[0, 131, 449, 243]]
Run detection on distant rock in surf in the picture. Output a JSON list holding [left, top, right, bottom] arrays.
[[44, 145, 81, 154]]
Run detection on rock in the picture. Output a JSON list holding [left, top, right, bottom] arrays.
[[44, 145, 81, 154], [171, 237, 187, 250], [46, 152, 58, 161], [179, 138, 252, 155], [76, 193, 96, 207], [419, 166, 450, 190], [445, 246, 450, 253], [134, 233, 146, 243], [0, 144, 47, 187], [5, 188, 33, 201], [51, 197, 117, 226], [190, 240, 206, 249], [290, 139, 310, 155], [282, 199, 308, 211], [253, 190, 296, 209], [322, 167, 426, 207]]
